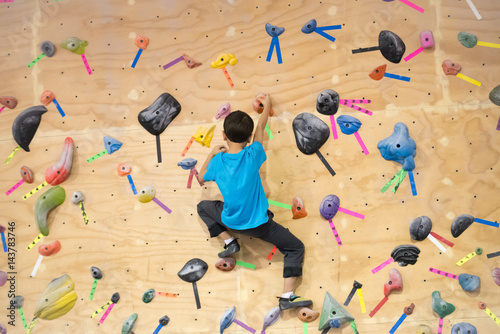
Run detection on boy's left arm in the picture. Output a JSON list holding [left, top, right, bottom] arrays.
[[198, 144, 227, 181]]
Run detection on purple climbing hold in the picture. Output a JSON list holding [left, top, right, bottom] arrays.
[[320, 194, 340, 220]]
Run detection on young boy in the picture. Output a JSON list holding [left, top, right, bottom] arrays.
[[197, 94, 312, 310]]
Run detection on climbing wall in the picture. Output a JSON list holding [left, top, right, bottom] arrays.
[[0, 0, 499, 333]]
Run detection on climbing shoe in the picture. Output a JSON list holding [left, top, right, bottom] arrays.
[[278, 294, 313, 310], [218, 239, 240, 258]]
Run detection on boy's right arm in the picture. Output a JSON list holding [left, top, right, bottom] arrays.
[[198, 144, 227, 181], [253, 94, 271, 144]]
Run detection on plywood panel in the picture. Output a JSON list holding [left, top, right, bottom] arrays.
[[0, 0, 499, 333]]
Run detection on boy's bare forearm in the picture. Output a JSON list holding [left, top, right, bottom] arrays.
[[254, 94, 271, 143], [198, 153, 214, 181]]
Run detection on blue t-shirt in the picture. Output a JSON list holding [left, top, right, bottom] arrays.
[[203, 141, 269, 230]]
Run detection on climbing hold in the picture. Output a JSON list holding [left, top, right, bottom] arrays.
[[193, 125, 216, 147], [265, 23, 285, 37], [409, 216, 432, 241], [142, 289, 155, 303], [297, 307, 319, 322], [377, 122, 417, 171], [91, 266, 102, 279], [40, 90, 55, 106], [178, 258, 208, 282], [182, 53, 202, 69], [33, 274, 77, 320], [319, 194, 340, 220], [159, 315, 170, 326], [211, 53, 238, 69], [103, 136, 122, 155], [316, 89, 339, 115], [292, 113, 330, 155], [442, 60, 462, 76], [11, 296, 24, 308], [384, 268, 403, 296], [458, 273, 480, 291], [391, 245, 420, 266], [35, 185, 66, 236], [292, 196, 308, 219], [489, 84, 500, 106], [138, 186, 156, 203], [404, 303, 415, 315], [61, 37, 88, 55], [451, 322, 477, 334], [117, 163, 132, 176], [416, 324, 432, 334], [215, 257, 236, 272], [12, 105, 48, 152], [71, 191, 84, 204], [177, 158, 198, 170], [253, 93, 274, 116], [111, 292, 120, 303], [458, 31, 478, 48], [337, 115, 361, 135], [318, 291, 355, 331], [0, 96, 18, 109], [262, 306, 281, 330], [21, 166, 34, 184], [378, 30, 406, 63], [369, 64, 387, 81], [41, 41, 56, 57], [45, 137, 74, 186], [492, 268, 500, 286], [301, 19, 317, 34], [451, 214, 474, 238], [38, 240, 61, 256], [216, 103, 231, 120], [0, 324, 5, 334], [135, 35, 149, 50], [122, 313, 138, 334], [0, 271, 6, 287], [220, 306, 236, 333], [420, 31, 435, 48], [431, 291, 455, 319], [138, 93, 181, 136]]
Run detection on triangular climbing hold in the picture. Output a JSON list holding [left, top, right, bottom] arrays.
[[104, 136, 123, 154], [318, 291, 355, 331]]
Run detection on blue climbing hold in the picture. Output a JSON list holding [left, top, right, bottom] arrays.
[[337, 115, 361, 135], [301, 19, 317, 34], [265, 23, 285, 37], [458, 273, 480, 292], [220, 306, 236, 333], [177, 158, 198, 170], [103, 136, 123, 154], [451, 322, 477, 334], [377, 122, 416, 171]]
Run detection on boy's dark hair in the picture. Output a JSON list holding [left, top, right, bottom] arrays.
[[223, 110, 254, 143]]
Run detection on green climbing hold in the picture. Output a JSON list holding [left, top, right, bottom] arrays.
[[458, 32, 477, 48], [431, 291, 455, 319], [122, 313, 138, 334], [34, 186, 66, 236], [318, 291, 355, 331], [142, 288, 155, 303]]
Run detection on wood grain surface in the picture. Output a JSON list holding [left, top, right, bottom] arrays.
[[0, 0, 499, 333]]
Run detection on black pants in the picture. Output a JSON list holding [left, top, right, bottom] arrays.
[[197, 200, 304, 278]]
